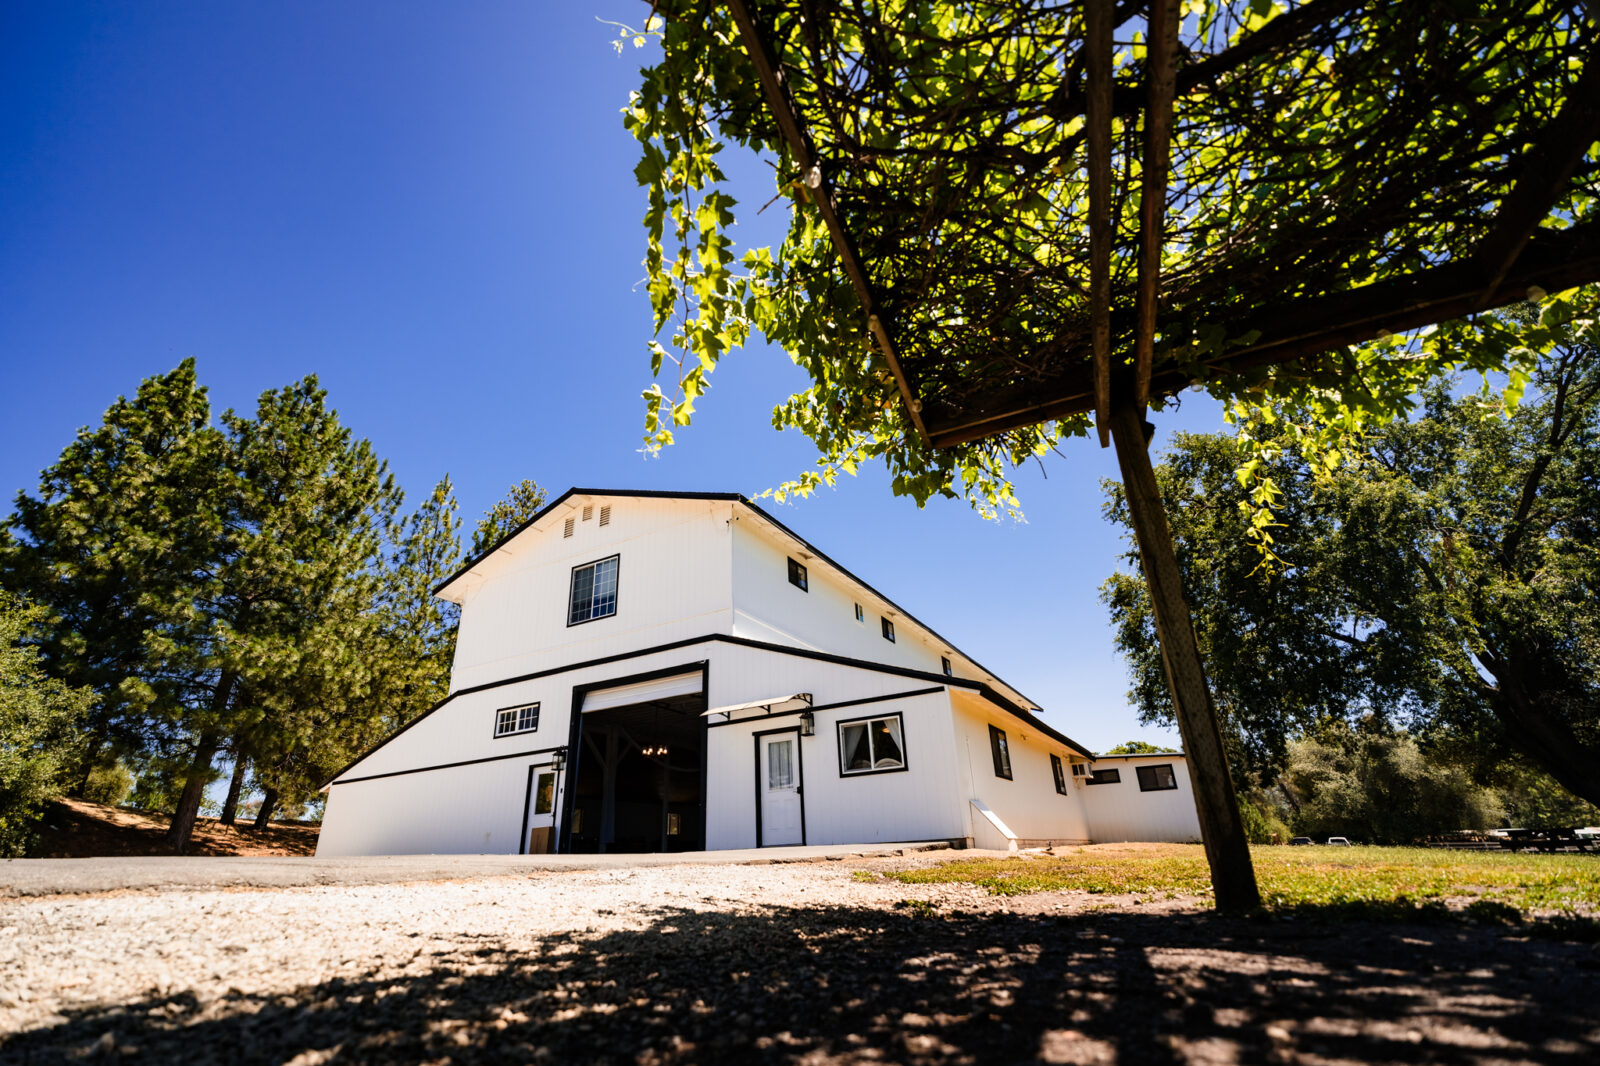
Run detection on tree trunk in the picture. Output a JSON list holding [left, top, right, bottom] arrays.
[[164, 731, 221, 853], [1489, 654, 1600, 810], [73, 733, 107, 797], [219, 753, 248, 826], [253, 788, 279, 830], [164, 672, 235, 853], [1109, 402, 1261, 913]]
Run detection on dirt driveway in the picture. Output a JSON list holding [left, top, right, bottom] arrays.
[[2, 855, 1596, 1065]]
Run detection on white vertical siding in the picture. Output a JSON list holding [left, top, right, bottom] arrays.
[[318, 755, 558, 857], [729, 517, 963, 680], [702, 647, 968, 849], [950, 693, 1092, 844], [1079, 756, 1203, 843], [449, 497, 735, 691]]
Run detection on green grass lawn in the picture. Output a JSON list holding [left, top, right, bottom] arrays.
[[874, 844, 1600, 925]]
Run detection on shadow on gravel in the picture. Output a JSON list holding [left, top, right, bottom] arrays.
[[4, 903, 1598, 1065]]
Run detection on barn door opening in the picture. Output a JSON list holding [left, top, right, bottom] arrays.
[[566, 669, 706, 853]]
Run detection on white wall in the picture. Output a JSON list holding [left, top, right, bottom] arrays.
[[950, 692, 1091, 844], [730, 515, 982, 683], [702, 644, 967, 849], [1079, 756, 1203, 843], [318, 754, 562, 857], [448, 496, 734, 691]]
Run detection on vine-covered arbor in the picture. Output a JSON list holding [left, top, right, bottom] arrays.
[[630, 0, 1599, 909]]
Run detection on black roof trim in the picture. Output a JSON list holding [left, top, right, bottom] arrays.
[[433, 486, 1038, 710], [323, 630, 1090, 789]]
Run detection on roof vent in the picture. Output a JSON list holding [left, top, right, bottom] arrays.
[[599, 504, 611, 527], [582, 505, 594, 522], [563, 517, 574, 539]]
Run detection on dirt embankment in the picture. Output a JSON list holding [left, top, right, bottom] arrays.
[[27, 797, 319, 858]]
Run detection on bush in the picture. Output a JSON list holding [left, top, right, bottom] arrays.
[[1238, 791, 1292, 844], [82, 762, 135, 807], [0, 591, 95, 856]]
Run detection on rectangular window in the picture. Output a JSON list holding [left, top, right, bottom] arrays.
[[787, 557, 808, 591], [881, 617, 896, 642], [854, 603, 864, 623], [568, 555, 619, 625], [533, 771, 555, 814], [1136, 764, 1179, 792], [838, 713, 907, 775], [495, 703, 540, 737], [1086, 767, 1121, 785], [988, 724, 1012, 780], [1051, 754, 1068, 795], [941, 656, 953, 677], [666, 812, 682, 836]]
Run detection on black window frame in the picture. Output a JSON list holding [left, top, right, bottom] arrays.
[[1086, 767, 1121, 785], [881, 617, 896, 642], [941, 656, 953, 677], [494, 702, 540, 738], [854, 603, 864, 623], [987, 724, 1013, 780], [787, 557, 809, 591], [1136, 764, 1179, 792], [836, 712, 909, 777], [567, 554, 620, 627], [1050, 753, 1068, 795]]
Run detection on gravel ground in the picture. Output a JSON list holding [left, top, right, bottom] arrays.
[[2, 854, 1598, 1065]]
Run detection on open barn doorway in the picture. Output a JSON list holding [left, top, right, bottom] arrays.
[[565, 671, 706, 854]]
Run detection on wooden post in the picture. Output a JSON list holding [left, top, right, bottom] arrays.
[[1108, 401, 1261, 913]]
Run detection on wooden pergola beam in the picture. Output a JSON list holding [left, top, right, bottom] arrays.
[[1132, 0, 1180, 409], [924, 220, 1600, 447], [1085, 0, 1115, 446], [726, 0, 930, 440], [1470, 46, 1600, 302]]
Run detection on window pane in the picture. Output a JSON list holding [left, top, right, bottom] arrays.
[[841, 723, 871, 772], [533, 772, 555, 814], [768, 740, 795, 788], [870, 718, 903, 768], [519, 705, 538, 731], [590, 557, 618, 617], [996, 733, 1011, 776], [569, 564, 595, 624]]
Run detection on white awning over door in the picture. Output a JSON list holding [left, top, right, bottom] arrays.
[[581, 670, 704, 713]]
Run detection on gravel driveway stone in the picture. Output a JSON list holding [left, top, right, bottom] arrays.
[[2, 856, 1596, 1064]]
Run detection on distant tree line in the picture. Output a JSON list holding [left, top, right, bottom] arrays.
[[1102, 294, 1600, 842], [0, 360, 546, 854]]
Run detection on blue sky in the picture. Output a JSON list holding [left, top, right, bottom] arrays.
[[1, 2, 1235, 752]]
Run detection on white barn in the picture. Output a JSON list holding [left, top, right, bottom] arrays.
[[316, 489, 1201, 856]]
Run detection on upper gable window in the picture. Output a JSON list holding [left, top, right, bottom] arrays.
[[568, 555, 619, 626], [941, 656, 953, 677], [881, 617, 896, 642], [787, 557, 808, 591], [854, 603, 864, 623]]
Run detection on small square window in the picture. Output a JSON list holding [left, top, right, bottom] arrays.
[[1136, 764, 1179, 791], [838, 713, 907, 775], [881, 617, 895, 642], [1051, 754, 1068, 795], [854, 603, 864, 623], [495, 703, 540, 737], [1086, 767, 1121, 785], [788, 557, 808, 591], [941, 656, 953, 677], [568, 555, 619, 625], [988, 724, 1012, 780]]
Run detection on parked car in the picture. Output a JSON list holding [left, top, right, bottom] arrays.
[[1326, 836, 1352, 846], [1289, 836, 1314, 846], [1576, 827, 1600, 840]]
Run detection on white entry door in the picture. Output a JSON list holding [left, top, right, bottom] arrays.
[[758, 731, 804, 846], [525, 768, 558, 854]]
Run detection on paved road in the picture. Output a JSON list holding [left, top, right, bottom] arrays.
[[0, 840, 955, 897]]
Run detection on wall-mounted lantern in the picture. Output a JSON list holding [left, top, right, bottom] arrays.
[[551, 748, 567, 772], [798, 710, 815, 737]]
